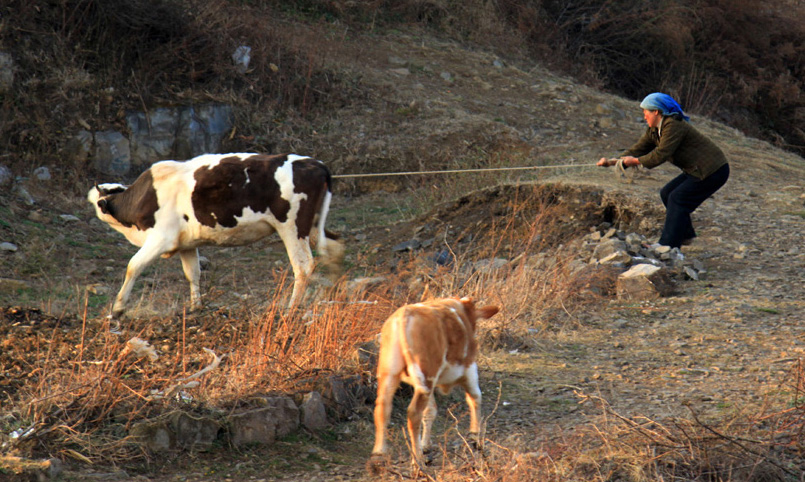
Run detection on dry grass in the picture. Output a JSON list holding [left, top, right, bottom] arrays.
[[3, 184, 805, 480]]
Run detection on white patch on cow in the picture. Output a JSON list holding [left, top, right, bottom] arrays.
[[244, 168, 250, 185], [274, 160, 298, 202], [286, 154, 310, 162]]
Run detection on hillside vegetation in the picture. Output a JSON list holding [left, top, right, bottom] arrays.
[[1, 0, 804, 179]]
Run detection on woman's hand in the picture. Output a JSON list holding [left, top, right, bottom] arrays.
[[597, 157, 614, 167], [621, 156, 640, 167]]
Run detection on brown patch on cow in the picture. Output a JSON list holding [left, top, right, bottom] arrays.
[[99, 170, 158, 231], [292, 159, 332, 238], [192, 154, 289, 228], [191, 154, 332, 236]]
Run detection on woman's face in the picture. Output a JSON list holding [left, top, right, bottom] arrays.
[[643, 109, 663, 128]]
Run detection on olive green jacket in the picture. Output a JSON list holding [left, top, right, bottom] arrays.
[[622, 117, 727, 180]]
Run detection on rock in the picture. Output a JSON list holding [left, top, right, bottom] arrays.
[[624, 232, 646, 250], [0, 278, 30, 293], [654, 245, 672, 255], [1, 242, 18, 252], [130, 411, 222, 452], [0, 164, 12, 187], [597, 250, 632, 267], [64, 130, 93, 164], [228, 396, 299, 447], [432, 249, 454, 266], [232, 45, 251, 73], [94, 130, 131, 176], [28, 211, 49, 223], [32, 166, 51, 181], [13, 185, 35, 205], [58, 214, 80, 223], [300, 391, 329, 431], [616, 264, 675, 300], [473, 258, 509, 273], [352, 339, 379, 372], [388, 56, 407, 65], [392, 239, 421, 252], [318, 375, 375, 418], [591, 238, 627, 261], [0, 455, 62, 481]]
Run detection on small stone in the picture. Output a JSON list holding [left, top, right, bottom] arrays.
[[616, 264, 675, 300], [33, 166, 51, 181], [0, 164, 12, 187], [0, 242, 18, 252], [28, 211, 49, 223], [300, 391, 329, 431], [392, 239, 421, 252]]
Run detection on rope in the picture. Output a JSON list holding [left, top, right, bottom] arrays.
[[331, 163, 595, 179]]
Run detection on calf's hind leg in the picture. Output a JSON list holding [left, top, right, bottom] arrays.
[[368, 371, 400, 473]]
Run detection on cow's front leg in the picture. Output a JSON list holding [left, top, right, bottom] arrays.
[[112, 241, 167, 319], [179, 248, 202, 311]]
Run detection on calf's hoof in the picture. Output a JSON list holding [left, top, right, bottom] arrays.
[[366, 453, 388, 476], [422, 446, 437, 464]]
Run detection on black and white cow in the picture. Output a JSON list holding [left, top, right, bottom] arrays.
[[88, 153, 344, 318]]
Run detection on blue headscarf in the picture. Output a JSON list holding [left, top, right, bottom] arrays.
[[640, 93, 690, 121]]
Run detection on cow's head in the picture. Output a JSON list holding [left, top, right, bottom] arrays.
[[88, 183, 128, 217]]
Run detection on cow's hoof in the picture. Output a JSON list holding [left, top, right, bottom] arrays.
[[468, 433, 483, 450], [366, 453, 388, 476]]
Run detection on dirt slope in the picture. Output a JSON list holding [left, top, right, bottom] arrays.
[[1, 24, 804, 481]]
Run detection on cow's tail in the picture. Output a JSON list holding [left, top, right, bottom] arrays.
[[316, 183, 344, 282]]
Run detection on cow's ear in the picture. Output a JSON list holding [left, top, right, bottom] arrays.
[[476, 305, 499, 319], [98, 199, 110, 214]]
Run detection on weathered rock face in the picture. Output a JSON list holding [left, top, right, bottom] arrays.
[[126, 104, 233, 167], [130, 411, 222, 452], [228, 396, 300, 447], [82, 103, 234, 177]]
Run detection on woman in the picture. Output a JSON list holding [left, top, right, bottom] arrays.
[[597, 92, 730, 249]]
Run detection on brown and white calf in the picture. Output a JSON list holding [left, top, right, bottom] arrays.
[[88, 153, 344, 318], [370, 297, 499, 469]]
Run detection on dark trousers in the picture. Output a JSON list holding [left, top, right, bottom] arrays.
[[658, 163, 729, 248]]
